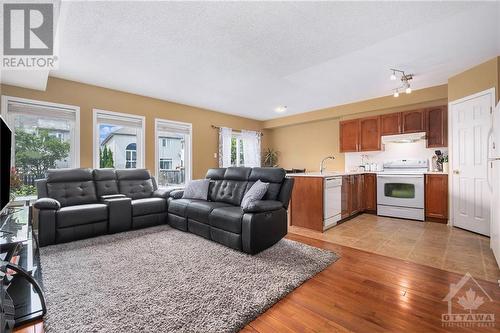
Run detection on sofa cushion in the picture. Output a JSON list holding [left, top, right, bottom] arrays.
[[118, 179, 154, 200], [116, 169, 155, 199], [208, 180, 248, 206], [186, 201, 232, 223], [132, 198, 166, 217], [206, 167, 251, 205], [57, 203, 108, 228], [209, 206, 244, 234], [182, 179, 210, 200], [93, 168, 119, 197], [47, 168, 93, 183], [168, 198, 198, 217], [247, 168, 286, 201], [241, 180, 269, 210], [47, 181, 98, 207]]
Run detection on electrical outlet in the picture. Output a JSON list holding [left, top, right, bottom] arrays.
[[213, 153, 217, 159]]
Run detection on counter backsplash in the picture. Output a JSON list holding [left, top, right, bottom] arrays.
[[345, 139, 448, 172]]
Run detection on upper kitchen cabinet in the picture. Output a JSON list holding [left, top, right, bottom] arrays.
[[339, 119, 360, 152], [359, 116, 381, 151], [426, 106, 448, 148], [380, 113, 401, 136], [402, 109, 426, 133]]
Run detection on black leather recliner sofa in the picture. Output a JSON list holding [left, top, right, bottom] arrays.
[[168, 167, 294, 254], [34, 168, 170, 246]]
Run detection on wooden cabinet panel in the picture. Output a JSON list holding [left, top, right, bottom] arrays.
[[425, 174, 448, 223], [341, 176, 351, 219], [402, 109, 425, 133], [340, 119, 360, 152], [290, 177, 324, 231], [359, 116, 381, 151], [426, 106, 448, 148], [364, 173, 377, 213], [380, 113, 401, 136], [358, 175, 365, 213]]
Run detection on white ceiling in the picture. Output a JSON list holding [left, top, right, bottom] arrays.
[[4, 1, 500, 120]]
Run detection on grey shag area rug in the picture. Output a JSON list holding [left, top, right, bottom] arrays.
[[40, 225, 338, 333]]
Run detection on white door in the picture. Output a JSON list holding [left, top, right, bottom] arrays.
[[450, 90, 494, 235], [490, 102, 500, 266]]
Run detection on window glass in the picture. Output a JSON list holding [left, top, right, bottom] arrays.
[[6, 99, 78, 197], [384, 183, 415, 199], [156, 120, 191, 187], [95, 111, 144, 169]]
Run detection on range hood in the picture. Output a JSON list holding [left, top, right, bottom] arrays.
[[382, 132, 426, 144]]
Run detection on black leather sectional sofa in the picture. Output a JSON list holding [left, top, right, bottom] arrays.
[[168, 167, 294, 254], [34, 167, 294, 254], [34, 168, 170, 246]]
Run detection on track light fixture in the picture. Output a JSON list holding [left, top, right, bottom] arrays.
[[389, 68, 414, 97]]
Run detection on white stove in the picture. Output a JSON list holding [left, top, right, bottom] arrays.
[[377, 159, 428, 221]]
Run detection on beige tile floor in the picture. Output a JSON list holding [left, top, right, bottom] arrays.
[[289, 214, 500, 282]]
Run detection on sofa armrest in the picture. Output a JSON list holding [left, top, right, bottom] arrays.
[[243, 200, 283, 213], [33, 198, 61, 210], [170, 190, 184, 199], [242, 208, 287, 254], [100, 194, 127, 201], [153, 188, 173, 199]]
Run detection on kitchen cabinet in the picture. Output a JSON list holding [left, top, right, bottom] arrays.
[[402, 109, 426, 133], [426, 106, 448, 148], [359, 117, 381, 151], [341, 174, 364, 218], [425, 174, 448, 223], [380, 113, 401, 136], [339, 119, 360, 152], [289, 176, 324, 231], [364, 173, 377, 214]]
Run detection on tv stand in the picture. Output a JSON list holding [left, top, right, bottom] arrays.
[[1, 204, 46, 330]]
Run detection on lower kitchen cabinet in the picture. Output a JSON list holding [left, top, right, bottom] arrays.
[[425, 174, 448, 223], [342, 174, 365, 218], [289, 176, 324, 231], [364, 173, 377, 214]]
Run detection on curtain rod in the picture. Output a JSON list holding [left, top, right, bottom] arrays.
[[211, 125, 264, 136]]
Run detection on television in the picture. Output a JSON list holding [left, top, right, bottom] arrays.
[[0, 116, 12, 213]]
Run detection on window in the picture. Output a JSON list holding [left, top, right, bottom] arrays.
[[155, 119, 192, 187], [159, 158, 172, 170], [125, 143, 137, 168], [231, 135, 245, 167], [2, 96, 80, 196], [94, 109, 144, 169], [218, 128, 261, 168]]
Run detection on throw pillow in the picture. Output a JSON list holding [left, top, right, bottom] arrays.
[[241, 180, 269, 210], [182, 179, 210, 200]]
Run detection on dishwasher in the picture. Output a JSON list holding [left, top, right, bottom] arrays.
[[323, 177, 342, 230]]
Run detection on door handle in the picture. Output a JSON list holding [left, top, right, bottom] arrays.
[[453, 170, 460, 175]]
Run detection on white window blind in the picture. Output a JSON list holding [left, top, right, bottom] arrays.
[[95, 112, 143, 128], [156, 120, 191, 134]]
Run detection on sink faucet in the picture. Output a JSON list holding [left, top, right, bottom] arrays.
[[320, 156, 335, 174]]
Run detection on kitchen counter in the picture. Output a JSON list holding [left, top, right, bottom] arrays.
[[424, 171, 448, 175]]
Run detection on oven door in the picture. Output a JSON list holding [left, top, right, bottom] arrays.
[[377, 174, 424, 209]]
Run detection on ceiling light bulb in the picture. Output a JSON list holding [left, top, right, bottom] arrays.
[[393, 91, 399, 98], [405, 87, 412, 94], [390, 73, 397, 81], [275, 106, 287, 113]]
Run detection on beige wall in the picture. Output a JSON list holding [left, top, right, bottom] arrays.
[[1, 77, 266, 179], [448, 57, 500, 102], [265, 85, 448, 172]]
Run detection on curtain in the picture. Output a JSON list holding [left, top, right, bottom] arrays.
[[241, 130, 262, 167], [218, 127, 232, 167]]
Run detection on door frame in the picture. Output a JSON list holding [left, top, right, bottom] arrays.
[[447, 87, 496, 228]]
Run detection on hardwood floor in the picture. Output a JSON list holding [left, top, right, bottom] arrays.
[[15, 233, 500, 333]]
